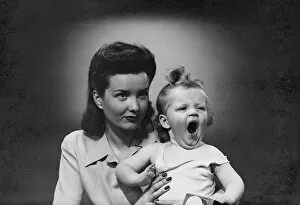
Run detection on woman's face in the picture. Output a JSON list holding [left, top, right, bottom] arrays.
[[99, 72, 150, 132]]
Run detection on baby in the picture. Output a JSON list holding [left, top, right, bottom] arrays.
[[116, 67, 244, 204]]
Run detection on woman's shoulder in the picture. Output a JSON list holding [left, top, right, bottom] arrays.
[[61, 130, 94, 151], [144, 141, 164, 149], [62, 130, 85, 143], [137, 130, 159, 147], [147, 131, 160, 143]]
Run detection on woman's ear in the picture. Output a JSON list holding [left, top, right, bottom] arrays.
[[93, 90, 103, 109], [159, 114, 170, 129]]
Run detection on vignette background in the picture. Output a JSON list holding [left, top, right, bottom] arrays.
[[1, 0, 299, 204]]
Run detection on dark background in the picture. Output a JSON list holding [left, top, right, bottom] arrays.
[[0, 0, 299, 204]]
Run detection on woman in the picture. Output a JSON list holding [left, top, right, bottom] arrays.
[[53, 41, 170, 205]]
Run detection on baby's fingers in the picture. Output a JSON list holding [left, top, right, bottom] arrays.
[[144, 164, 156, 176], [145, 164, 156, 172], [210, 193, 225, 204]]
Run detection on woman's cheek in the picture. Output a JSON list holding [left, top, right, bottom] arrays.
[[140, 100, 149, 114]]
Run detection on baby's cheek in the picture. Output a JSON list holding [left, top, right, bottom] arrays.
[[199, 115, 208, 125]]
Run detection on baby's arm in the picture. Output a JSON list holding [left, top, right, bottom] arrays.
[[211, 163, 245, 205], [116, 143, 160, 187]]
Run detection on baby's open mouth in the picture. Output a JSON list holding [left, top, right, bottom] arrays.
[[187, 121, 199, 134]]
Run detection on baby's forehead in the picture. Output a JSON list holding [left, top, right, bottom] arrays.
[[165, 86, 207, 104], [167, 86, 206, 97]]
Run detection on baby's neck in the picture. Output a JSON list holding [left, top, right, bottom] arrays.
[[169, 138, 204, 149]]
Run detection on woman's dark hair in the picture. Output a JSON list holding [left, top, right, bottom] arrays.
[[154, 67, 213, 142], [81, 41, 156, 139]]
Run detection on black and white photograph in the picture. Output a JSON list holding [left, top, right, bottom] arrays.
[[1, 0, 299, 204]]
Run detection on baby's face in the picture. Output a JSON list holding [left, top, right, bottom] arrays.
[[162, 86, 208, 149]]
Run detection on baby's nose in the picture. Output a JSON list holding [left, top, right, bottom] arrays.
[[189, 113, 198, 117], [188, 109, 199, 117]]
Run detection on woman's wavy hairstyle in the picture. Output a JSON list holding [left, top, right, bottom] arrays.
[[154, 67, 213, 142], [81, 41, 156, 139]]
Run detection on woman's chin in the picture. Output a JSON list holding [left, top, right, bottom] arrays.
[[120, 122, 140, 131]]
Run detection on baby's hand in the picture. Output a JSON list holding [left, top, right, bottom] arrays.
[[136, 164, 156, 187], [210, 193, 236, 205]]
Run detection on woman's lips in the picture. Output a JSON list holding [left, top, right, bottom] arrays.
[[124, 116, 138, 122]]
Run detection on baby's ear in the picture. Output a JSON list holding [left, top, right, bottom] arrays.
[[159, 114, 170, 129], [207, 115, 213, 126]]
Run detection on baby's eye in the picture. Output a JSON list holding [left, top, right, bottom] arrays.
[[197, 106, 206, 111]]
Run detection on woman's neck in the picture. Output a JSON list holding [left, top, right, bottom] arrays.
[[104, 121, 136, 158]]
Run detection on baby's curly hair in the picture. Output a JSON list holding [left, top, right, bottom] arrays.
[[154, 67, 213, 142]]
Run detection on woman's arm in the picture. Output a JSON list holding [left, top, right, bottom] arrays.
[[116, 143, 159, 187], [211, 163, 245, 205], [53, 135, 83, 205]]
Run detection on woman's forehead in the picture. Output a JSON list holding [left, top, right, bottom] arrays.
[[107, 72, 150, 91]]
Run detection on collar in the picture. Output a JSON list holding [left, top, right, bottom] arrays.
[[84, 133, 145, 167]]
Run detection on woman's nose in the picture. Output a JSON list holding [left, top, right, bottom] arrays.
[[128, 97, 139, 112]]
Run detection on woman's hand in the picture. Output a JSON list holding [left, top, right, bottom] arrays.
[[135, 173, 171, 205]]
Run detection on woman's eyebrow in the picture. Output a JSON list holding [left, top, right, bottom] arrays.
[[139, 87, 149, 92], [112, 89, 128, 93], [112, 87, 149, 94]]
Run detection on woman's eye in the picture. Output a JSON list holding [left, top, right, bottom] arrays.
[[116, 93, 128, 100], [177, 107, 187, 111], [138, 92, 149, 99]]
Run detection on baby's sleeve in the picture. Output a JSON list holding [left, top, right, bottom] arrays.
[[208, 145, 229, 166]]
